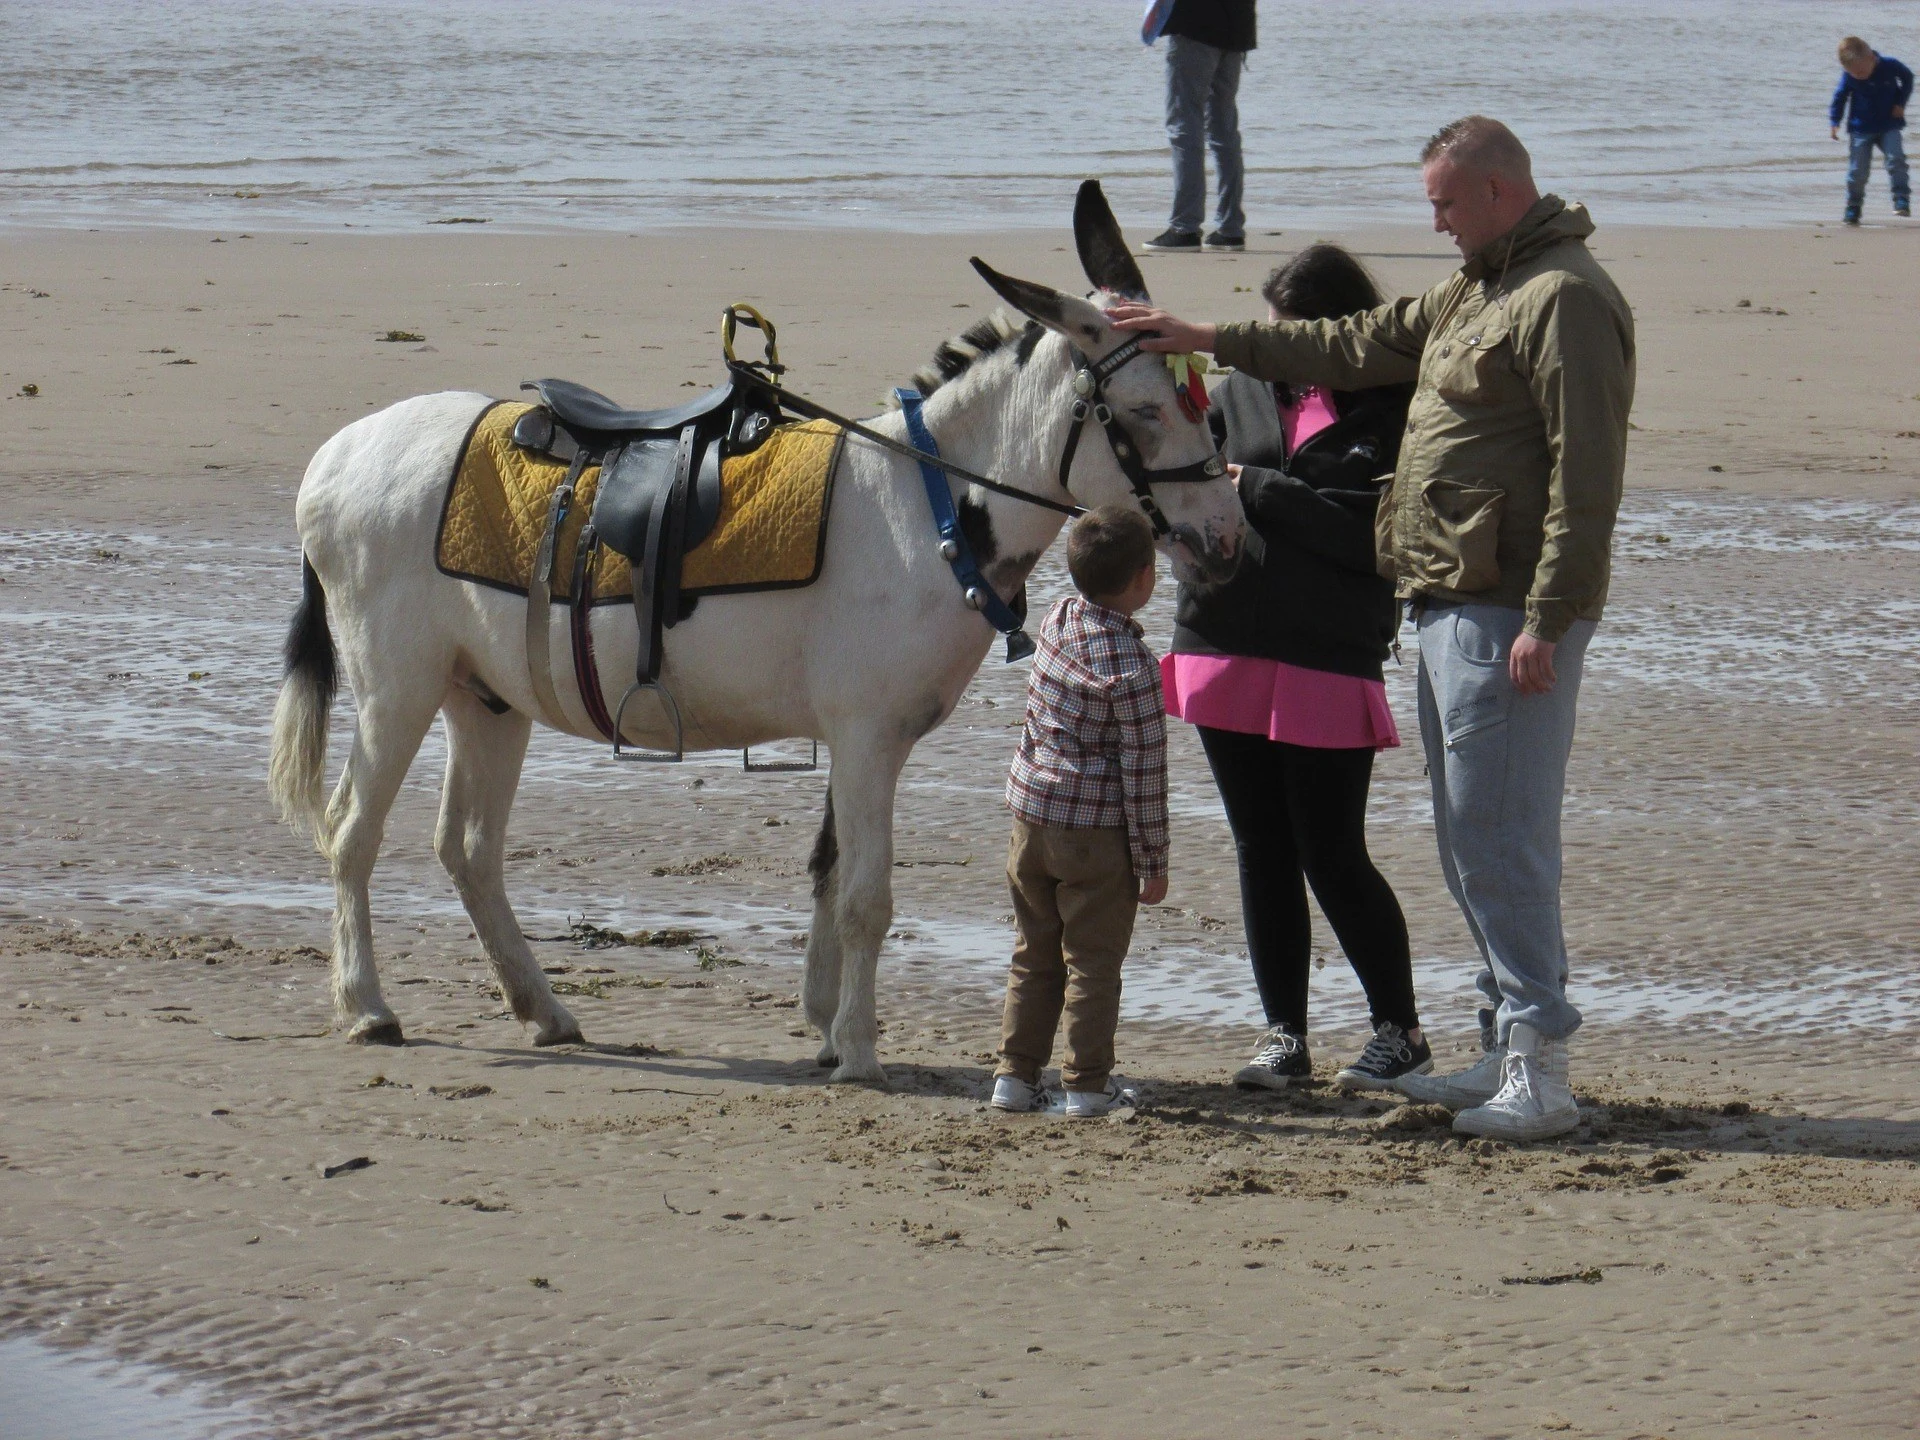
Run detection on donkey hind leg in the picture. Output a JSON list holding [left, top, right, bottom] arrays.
[[801, 790, 843, 1067], [324, 683, 444, 1045], [435, 690, 583, 1047], [824, 739, 909, 1086]]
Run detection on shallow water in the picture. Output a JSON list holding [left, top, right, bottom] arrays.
[[0, 1336, 251, 1440], [3, 489, 1917, 1036], [2, 0, 1908, 232]]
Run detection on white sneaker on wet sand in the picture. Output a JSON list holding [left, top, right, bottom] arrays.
[[1394, 1007, 1503, 1106], [1395, 1045, 1507, 1106], [990, 1075, 1046, 1113], [1451, 1023, 1578, 1141], [1064, 1079, 1129, 1119]]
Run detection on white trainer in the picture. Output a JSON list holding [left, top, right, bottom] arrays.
[[1395, 1046, 1507, 1107], [1451, 1023, 1578, 1141], [1063, 1078, 1128, 1119], [990, 1075, 1045, 1113], [1394, 1005, 1503, 1107]]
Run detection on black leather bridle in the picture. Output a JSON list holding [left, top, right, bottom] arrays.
[[1055, 335, 1227, 537], [731, 333, 1223, 537]]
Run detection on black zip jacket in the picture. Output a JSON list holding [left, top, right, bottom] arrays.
[[1173, 370, 1410, 680], [1164, 0, 1257, 53]]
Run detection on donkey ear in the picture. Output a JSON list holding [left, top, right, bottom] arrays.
[[969, 258, 1111, 350], [1073, 180, 1149, 301]]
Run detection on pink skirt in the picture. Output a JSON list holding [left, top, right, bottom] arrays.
[[1162, 652, 1400, 751]]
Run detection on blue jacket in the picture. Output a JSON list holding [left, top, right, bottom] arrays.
[[1830, 55, 1913, 134]]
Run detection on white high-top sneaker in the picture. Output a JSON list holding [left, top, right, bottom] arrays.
[[1394, 1008, 1505, 1107], [990, 1075, 1046, 1113], [1451, 1022, 1578, 1141]]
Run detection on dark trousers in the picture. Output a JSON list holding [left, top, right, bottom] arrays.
[[1197, 726, 1417, 1034]]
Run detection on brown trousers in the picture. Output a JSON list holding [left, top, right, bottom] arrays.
[[997, 818, 1140, 1093]]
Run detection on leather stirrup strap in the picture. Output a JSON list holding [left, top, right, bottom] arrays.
[[659, 427, 694, 636], [526, 448, 589, 730], [568, 523, 618, 742], [628, 425, 693, 687]]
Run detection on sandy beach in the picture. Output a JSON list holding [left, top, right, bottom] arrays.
[[3, 218, 1919, 1437]]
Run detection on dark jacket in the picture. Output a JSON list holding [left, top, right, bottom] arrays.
[[1831, 55, 1913, 134], [1173, 370, 1409, 680], [1165, 0, 1256, 53]]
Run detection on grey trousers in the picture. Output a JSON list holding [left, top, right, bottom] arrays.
[[1165, 35, 1246, 237], [1416, 603, 1596, 1042]]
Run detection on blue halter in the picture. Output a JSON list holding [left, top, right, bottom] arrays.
[[894, 388, 1036, 664]]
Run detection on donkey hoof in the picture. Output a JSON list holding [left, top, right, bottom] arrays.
[[347, 1017, 406, 1047], [815, 1043, 839, 1069], [828, 1059, 888, 1089], [533, 1017, 585, 1048]]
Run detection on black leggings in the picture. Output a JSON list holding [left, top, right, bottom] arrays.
[[1196, 726, 1417, 1034]]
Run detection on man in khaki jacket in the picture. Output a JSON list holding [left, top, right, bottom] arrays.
[[1113, 115, 1634, 1142]]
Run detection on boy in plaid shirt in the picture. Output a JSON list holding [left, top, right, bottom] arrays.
[[992, 505, 1170, 1119]]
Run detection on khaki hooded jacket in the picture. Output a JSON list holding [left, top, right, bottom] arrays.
[[1213, 196, 1635, 643]]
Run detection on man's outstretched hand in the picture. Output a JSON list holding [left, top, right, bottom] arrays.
[[1107, 303, 1218, 355]]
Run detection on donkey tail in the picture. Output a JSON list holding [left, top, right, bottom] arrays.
[[268, 555, 339, 850]]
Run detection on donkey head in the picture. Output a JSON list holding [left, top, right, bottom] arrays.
[[967, 182, 1242, 584]]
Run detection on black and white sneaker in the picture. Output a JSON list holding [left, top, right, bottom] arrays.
[[1233, 1026, 1311, 1090], [1335, 1021, 1433, 1092], [1202, 231, 1245, 251], [1143, 228, 1201, 252]]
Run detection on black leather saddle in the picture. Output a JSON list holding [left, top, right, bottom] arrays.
[[506, 304, 798, 761], [513, 377, 780, 562], [515, 375, 778, 621]]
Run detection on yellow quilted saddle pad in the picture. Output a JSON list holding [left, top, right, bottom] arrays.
[[435, 401, 842, 603]]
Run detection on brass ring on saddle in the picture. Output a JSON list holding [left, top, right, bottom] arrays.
[[721, 302, 782, 374]]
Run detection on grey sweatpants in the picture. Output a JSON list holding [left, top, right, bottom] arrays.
[[1416, 603, 1596, 1043]]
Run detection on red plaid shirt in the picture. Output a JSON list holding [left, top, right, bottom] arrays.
[[1006, 596, 1170, 880]]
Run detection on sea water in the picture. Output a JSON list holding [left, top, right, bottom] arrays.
[[0, 1336, 252, 1440], [3, 0, 1913, 233], [4, 494, 1917, 1034]]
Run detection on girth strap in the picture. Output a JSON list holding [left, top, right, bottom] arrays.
[[568, 523, 618, 741], [525, 447, 589, 731]]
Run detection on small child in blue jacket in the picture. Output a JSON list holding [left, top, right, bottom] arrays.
[[1831, 35, 1912, 223]]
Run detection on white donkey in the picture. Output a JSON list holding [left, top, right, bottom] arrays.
[[268, 186, 1243, 1083]]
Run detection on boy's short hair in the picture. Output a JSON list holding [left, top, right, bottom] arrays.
[[1420, 115, 1533, 183], [1839, 36, 1873, 65], [1067, 504, 1156, 601]]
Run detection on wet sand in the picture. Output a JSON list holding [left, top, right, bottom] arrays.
[[2, 221, 1918, 1436]]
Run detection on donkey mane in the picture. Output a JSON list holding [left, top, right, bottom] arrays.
[[910, 310, 1044, 395]]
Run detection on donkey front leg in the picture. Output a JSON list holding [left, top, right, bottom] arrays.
[[435, 690, 582, 1047], [822, 738, 909, 1086], [324, 687, 442, 1045], [801, 791, 843, 1067]]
